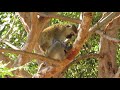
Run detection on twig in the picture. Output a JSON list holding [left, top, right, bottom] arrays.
[[99, 12, 111, 21], [0, 39, 20, 50], [38, 12, 81, 24], [89, 12, 120, 33], [32, 62, 45, 78], [16, 12, 31, 33]]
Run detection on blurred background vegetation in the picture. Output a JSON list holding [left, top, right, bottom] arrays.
[[0, 12, 120, 78]]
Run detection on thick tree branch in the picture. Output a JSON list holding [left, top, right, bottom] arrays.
[[38, 12, 82, 24], [0, 48, 60, 66], [67, 12, 93, 60], [98, 13, 120, 78], [15, 12, 52, 68]]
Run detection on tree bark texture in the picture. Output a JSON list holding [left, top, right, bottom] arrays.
[[98, 15, 120, 78]]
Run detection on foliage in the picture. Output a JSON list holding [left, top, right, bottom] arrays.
[[24, 60, 38, 75], [0, 61, 24, 78], [0, 12, 27, 48], [0, 12, 27, 61], [50, 12, 80, 26], [0, 61, 13, 78], [0, 12, 27, 77], [65, 58, 98, 78], [65, 33, 100, 78], [116, 29, 120, 65]]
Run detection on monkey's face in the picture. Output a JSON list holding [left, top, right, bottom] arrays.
[[64, 24, 78, 39]]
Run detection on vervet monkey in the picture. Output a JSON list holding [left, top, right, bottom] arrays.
[[39, 24, 77, 60]]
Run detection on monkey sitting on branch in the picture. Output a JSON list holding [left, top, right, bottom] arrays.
[[39, 24, 78, 60]]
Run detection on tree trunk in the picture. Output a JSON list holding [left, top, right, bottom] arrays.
[[98, 19, 120, 78]]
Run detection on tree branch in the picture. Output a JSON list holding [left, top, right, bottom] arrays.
[[97, 13, 120, 78], [100, 12, 111, 21], [38, 12, 82, 24], [17, 12, 52, 66], [0, 39, 20, 50], [16, 12, 31, 33], [96, 14, 120, 44], [67, 12, 93, 60], [96, 30, 120, 43], [0, 48, 60, 66], [89, 12, 120, 33]]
